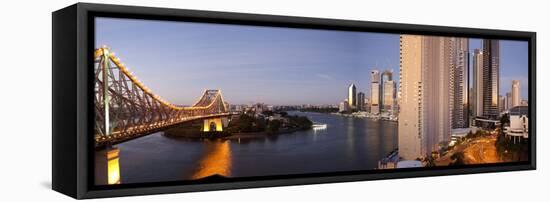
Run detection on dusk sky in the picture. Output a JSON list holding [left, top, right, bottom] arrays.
[[96, 17, 528, 105]]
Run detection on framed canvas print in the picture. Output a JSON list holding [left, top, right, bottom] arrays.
[[52, 3, 536, 199]]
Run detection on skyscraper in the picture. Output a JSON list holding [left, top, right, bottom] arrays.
[[398, 35, 455, 160], [398, 35, 423, 160], [381, 70, 392, 82], [357, 92, 365, 111], [503, 94, 508, 111], [468, 87, 473, 118], [506, 92, 513, 109], [370, 70, 380, 114], [383, 80, 396, 112], [371, 70, 380, 83], [472, 49, 484, 119], [365, 97, 370, 112], [422, 36, 453, 157], [348, 84, 357, 109], [499, 95, 506, 113], [482, 39, 500, 119], [512, 80, 520, 107], [450, 38, 469, 128], [381, 70, 393, 112], [339, 100, 349, 112]]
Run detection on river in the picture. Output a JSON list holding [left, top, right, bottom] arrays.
[[97, 111, 398, 184]]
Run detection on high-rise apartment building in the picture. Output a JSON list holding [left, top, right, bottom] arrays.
[[348, 84, 357, 109], [339, 99, 349, 112], [472, 49, 484, 119], [370, 70, 380, 114], [398, 35, 458, 160], [422, 36, 453, 158], [506, 92, 513, 109], [482, 39, 500, 119], [371, 70, 380, 83], [381, 70, 393, 112], [450, 38, 469, 128], [512, 80, 520, 107], [499, 95, 506, 113], [357, 92, 365, 111], [383, 80, 396, 112], [365, 97, 371, 112], [398, 35, 423, 160]]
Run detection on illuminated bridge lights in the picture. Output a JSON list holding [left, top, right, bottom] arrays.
[[94, 47, 231, 147]]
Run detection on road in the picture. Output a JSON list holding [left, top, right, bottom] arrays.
[[463, 137, 500, 164], [435, 135, 501, 166]]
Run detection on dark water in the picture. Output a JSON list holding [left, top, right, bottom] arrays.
[[108, 111, 398, 184]]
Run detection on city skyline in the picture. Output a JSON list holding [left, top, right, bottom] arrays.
[[91, 16, 532, 185], [96, 17, 528, 106]]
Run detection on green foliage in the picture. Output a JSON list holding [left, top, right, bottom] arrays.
[[499, 113, 510, 135], [254, 117, 267, 131], [494, 113, 528, 161], [495, 132, 529, 161], [500, 113, 510, 128], [425, 155, 436, 167], [226, 112, 312, 134], [287, 115, 313, 129], [227, 114, 266, 133], [278, 111, 288, 117], [466, 130, 488, 139], [266, 119, 282, 134], [450, 152, 465, 166], [261, 110, 274, 117]]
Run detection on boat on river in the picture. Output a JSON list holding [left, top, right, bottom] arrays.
[[312, 123, 327, 130]]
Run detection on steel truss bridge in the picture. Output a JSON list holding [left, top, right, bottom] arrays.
[[94, 47, 230, 147]]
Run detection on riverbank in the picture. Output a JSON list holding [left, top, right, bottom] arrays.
[[333, 111, 398, 122], [165, 125, 311, 140], [163, 127, 232, 138], [224, 126, 310, 140], [164, 111, 313, 140]]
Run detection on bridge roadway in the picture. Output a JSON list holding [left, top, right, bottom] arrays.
[[96, 113, 233, 147]]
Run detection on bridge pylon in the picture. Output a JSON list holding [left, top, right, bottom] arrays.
[[202, 117, 228, 132]]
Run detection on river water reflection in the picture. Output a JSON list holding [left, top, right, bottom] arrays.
[[98, 111, 398, 184]]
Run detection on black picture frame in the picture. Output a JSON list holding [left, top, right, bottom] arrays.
[[52, 3, 536, 199]]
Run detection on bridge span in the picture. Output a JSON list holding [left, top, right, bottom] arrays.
[[94, 47, 233, 146]]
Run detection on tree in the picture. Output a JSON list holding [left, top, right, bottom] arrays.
[[266, 120, 282, 134], [288, 115, 312, 129], [262, 110, 274, 117], [500, 113, 510, 133], [450, 152, 465, 166], [253, 117, 266, 132], [230, 114, 255, 132], [278, 111, 288, 117], [425, 156, 436, 167]]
